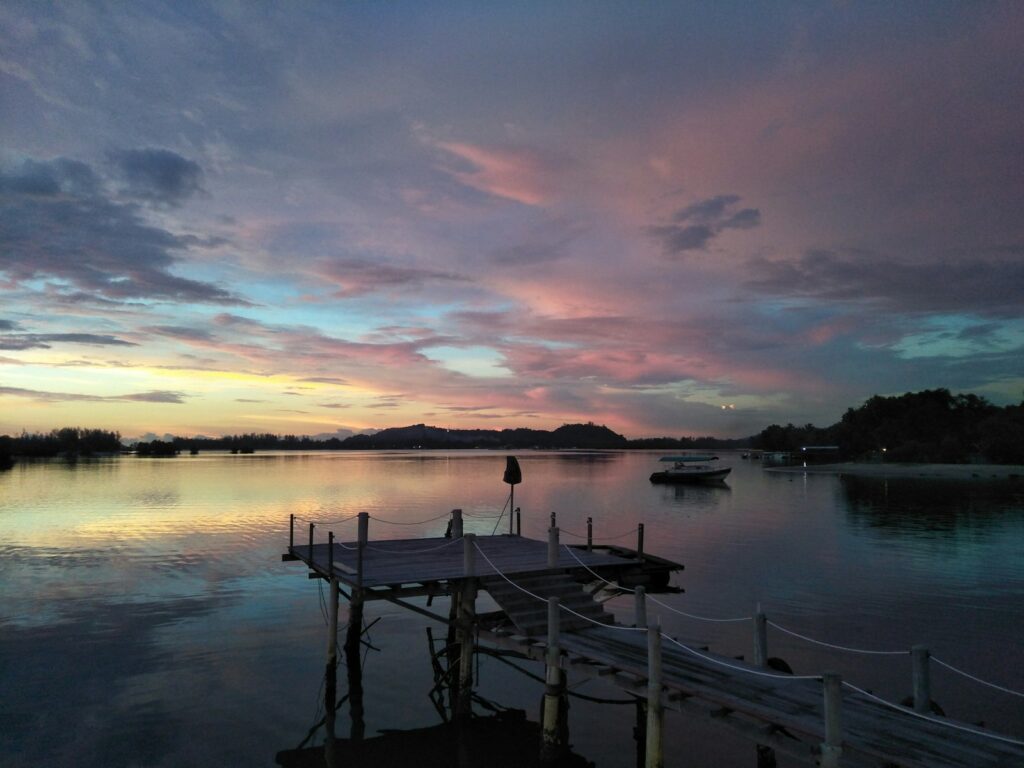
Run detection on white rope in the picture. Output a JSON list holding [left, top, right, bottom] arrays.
[[560, 526, 640, 541], [562, 544, 752, 623], [932, 657, 1024, 698], [369, 511, 451, 525], [365, 537, 462, 555], [767, 620, 907, 656], [295, 513, 360, 525], [472, 542, 645, 634], [842, 681, 1024, 747], [660, 633, 822, 681]]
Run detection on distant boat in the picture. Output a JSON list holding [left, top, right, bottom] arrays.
[[649, 455, 731, 484]]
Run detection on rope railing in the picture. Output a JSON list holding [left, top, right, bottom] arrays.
[[659, 633, 822, 681], [471, 541, 646, 634], [932, 656, 1024, 698], [368, 511, 452, 525], [364, 537, 462, 555], [842, 681, 1024, 747], [562, 543, 752, 623], [767, 620, 907, 656], [560, 526, 640, 541], [293, 513, 361, 525]]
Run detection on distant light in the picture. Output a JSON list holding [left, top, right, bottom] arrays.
[[720, 403, 735, 410]]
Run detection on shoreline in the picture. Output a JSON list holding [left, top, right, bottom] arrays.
[[764, 462, 1024, 480]]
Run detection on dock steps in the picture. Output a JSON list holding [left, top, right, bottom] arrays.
[[482, 572, 614, 636]]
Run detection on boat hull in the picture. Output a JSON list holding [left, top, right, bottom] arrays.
[[649, 467, 731, 484]]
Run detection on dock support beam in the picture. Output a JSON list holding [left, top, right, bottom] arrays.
[[456, 534, 477, 718], [645, 617, 663, 768], [912, 645, 931, 714], [540, 596, 568, 765], [821, 671, 843, 768]]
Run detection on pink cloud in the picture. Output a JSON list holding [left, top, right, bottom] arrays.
[[437, 142, 574, 206]]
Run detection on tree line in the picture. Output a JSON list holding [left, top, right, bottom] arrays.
[[3, 390, 1022, 467], [753, 389, 1024, 464]]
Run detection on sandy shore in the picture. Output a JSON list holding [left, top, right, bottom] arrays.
[[765, 462, 1024, 479]]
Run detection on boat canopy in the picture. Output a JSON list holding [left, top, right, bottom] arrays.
[[659, 455, 719, 463]]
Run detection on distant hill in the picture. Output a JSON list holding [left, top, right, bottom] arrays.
[[340, 422, 629, 450]]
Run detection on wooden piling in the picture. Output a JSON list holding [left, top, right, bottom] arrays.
[[516, 507, 521, 536], [821, 671, 843, 768], [289, 513, 295, 549], [635, 585, 647, 629], [326, 576, 339, 668], [754, 608, 768, 668], [457, 534, 477, 718], [452, 508, 463, 539], [637, 523, 645, 560], [587, 516, 593, 551], [327, 530, 334, 575], [550, 511, 557, 529], [548, 526, 559, 568], [540, 595, 567, 764], [357, 512, 368, 589], [645, 617, 664, 768], [308, 522, 314, 558], [912, 645, 931, 714]]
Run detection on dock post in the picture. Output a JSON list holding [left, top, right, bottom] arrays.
[[754, 607, 768, 667], [635, 585, 647, 628], [550, 511, 556, 529], [328, 531, 334, 576], [456, 534, 477, 718], [548, 526, 559, 568], [356, 512, 368, 589], [289, 514, 295, 549], [516, 507, 521, 536], [326, 575, 340, 669], [821, 671, 843, 768], [587, 517, 593, 551], [308, 522, 314, 562], [637, 523, 645, 560], [540, 596, 567, 764], [452, 508, 463, 538], [645, 617, 664, 768], [912, 645, 931, 714]]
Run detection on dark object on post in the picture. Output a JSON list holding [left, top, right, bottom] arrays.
[[503, 456, 522, 486]]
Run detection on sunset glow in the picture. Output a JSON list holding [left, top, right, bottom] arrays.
[[2, 3, 1022, 439]]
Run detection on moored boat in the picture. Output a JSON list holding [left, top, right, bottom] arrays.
[[649, 455, 731, 484]]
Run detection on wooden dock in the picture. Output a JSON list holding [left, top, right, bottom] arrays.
[[284, 512, 1024, 768]]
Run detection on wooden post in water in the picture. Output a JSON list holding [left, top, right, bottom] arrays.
[[540, 595, 567, 764], [637, 523, 645, 560], [326, 576, 339, 669], [327, 531, 334, 576], [456, 533, 477, 718], [754, 606, 776, 767], [289, 514, 294, 549], [452, 508, 463, 538], [645, 617, 664, 768], [912, 645, 931, 714], [754, 607, 768, 668], [635, 585, 647, 629], [357, 512, 368, 589], [821, 671, 843, 768], [587, 517, 593, 551], [308, 522, 314, 562], [516, 508, 521, 536], [548, 526, 559, 568]]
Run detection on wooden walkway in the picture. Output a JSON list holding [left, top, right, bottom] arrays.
[[286, 531, 1024, 767]]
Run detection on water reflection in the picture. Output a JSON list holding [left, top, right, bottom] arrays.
[[841, 475, 1024, 535]]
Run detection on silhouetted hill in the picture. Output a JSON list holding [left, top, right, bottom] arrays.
[[340, 422, 628, 449]]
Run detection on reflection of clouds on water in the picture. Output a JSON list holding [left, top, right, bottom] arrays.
[[0, 596, 219, 766], [841, 476, 1024, 537]]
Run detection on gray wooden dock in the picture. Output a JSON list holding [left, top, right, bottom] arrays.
[[284, 513, 1024, 768]]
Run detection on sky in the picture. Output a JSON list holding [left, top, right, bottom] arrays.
[[1, 2, 1023, 440]]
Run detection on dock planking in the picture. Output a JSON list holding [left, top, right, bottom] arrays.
[[290, 534, 641, 589]]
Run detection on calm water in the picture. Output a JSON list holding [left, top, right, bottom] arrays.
[[1, 451, 1022, 767]]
